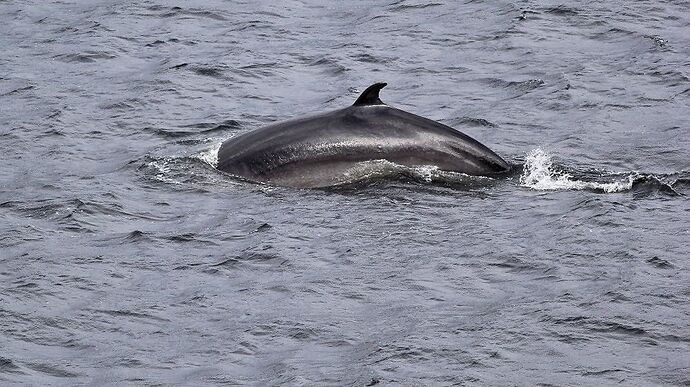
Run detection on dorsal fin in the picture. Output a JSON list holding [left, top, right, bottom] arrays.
[[353, 82, 387, 106]]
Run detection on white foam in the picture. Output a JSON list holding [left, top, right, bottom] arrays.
[[194, 141, 222, 167], [413, 165, 441, 182], [148, 158, 181, 185], [519, 148, 633, 193]]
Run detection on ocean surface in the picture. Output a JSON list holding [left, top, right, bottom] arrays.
[[2, 0, 689, 385]]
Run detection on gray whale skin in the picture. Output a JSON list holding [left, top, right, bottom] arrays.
[[217, 83, 510, 188]]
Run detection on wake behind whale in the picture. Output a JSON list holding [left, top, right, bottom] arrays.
[[216, 83, 511, 188]]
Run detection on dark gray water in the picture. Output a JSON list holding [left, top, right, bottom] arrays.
[[2, 1, 690, 385]]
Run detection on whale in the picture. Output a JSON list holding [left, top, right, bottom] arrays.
[[217, 83, 511, 187]]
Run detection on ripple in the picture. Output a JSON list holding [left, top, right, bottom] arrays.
[[308, 56, 348, 75], [646, 257, 674, 269], [389, 2, 443, 12], [24, 362, 79, 378], [144, 6, 227, 21], [0, 84, 34, 96], [481, 77, 546, 96], [630, 176, 680, 197], [544, 5, 580, 16], [181, 119, 243, 132], [53, 51, 116, 63], [205, 251, 289, 274], [450, 116, 498, 128], [125, 230, 152, 242], [92, 309, 170, 322], [0, 356, 23, 374], [149, 119, 241, 138], [164, 232, 218, 245], [190, 64, 229, 78]]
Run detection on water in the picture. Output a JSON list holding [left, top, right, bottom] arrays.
[[1, 0, 689, 385]]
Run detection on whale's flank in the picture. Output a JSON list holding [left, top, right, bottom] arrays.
[[217, 83, 510, 188]]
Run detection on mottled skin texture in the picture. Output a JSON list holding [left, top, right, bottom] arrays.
[[217, 83, 510, 187]]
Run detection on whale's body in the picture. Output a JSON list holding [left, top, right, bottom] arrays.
[[217, 83, 510, 187]]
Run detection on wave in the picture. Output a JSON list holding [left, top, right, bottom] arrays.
[[519, 148, 684, 195], [519, 148, 633, 193]]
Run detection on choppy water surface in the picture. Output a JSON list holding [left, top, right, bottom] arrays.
[[2, 1, 690, 385]]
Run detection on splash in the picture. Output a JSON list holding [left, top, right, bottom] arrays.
[[146, 158, 181, 185], [413, 165, 441, 182], [194, 141, 221, 167], [519, 149, 634, 193]]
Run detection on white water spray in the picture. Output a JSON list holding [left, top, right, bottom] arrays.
[[519, 149, 634, 193]]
